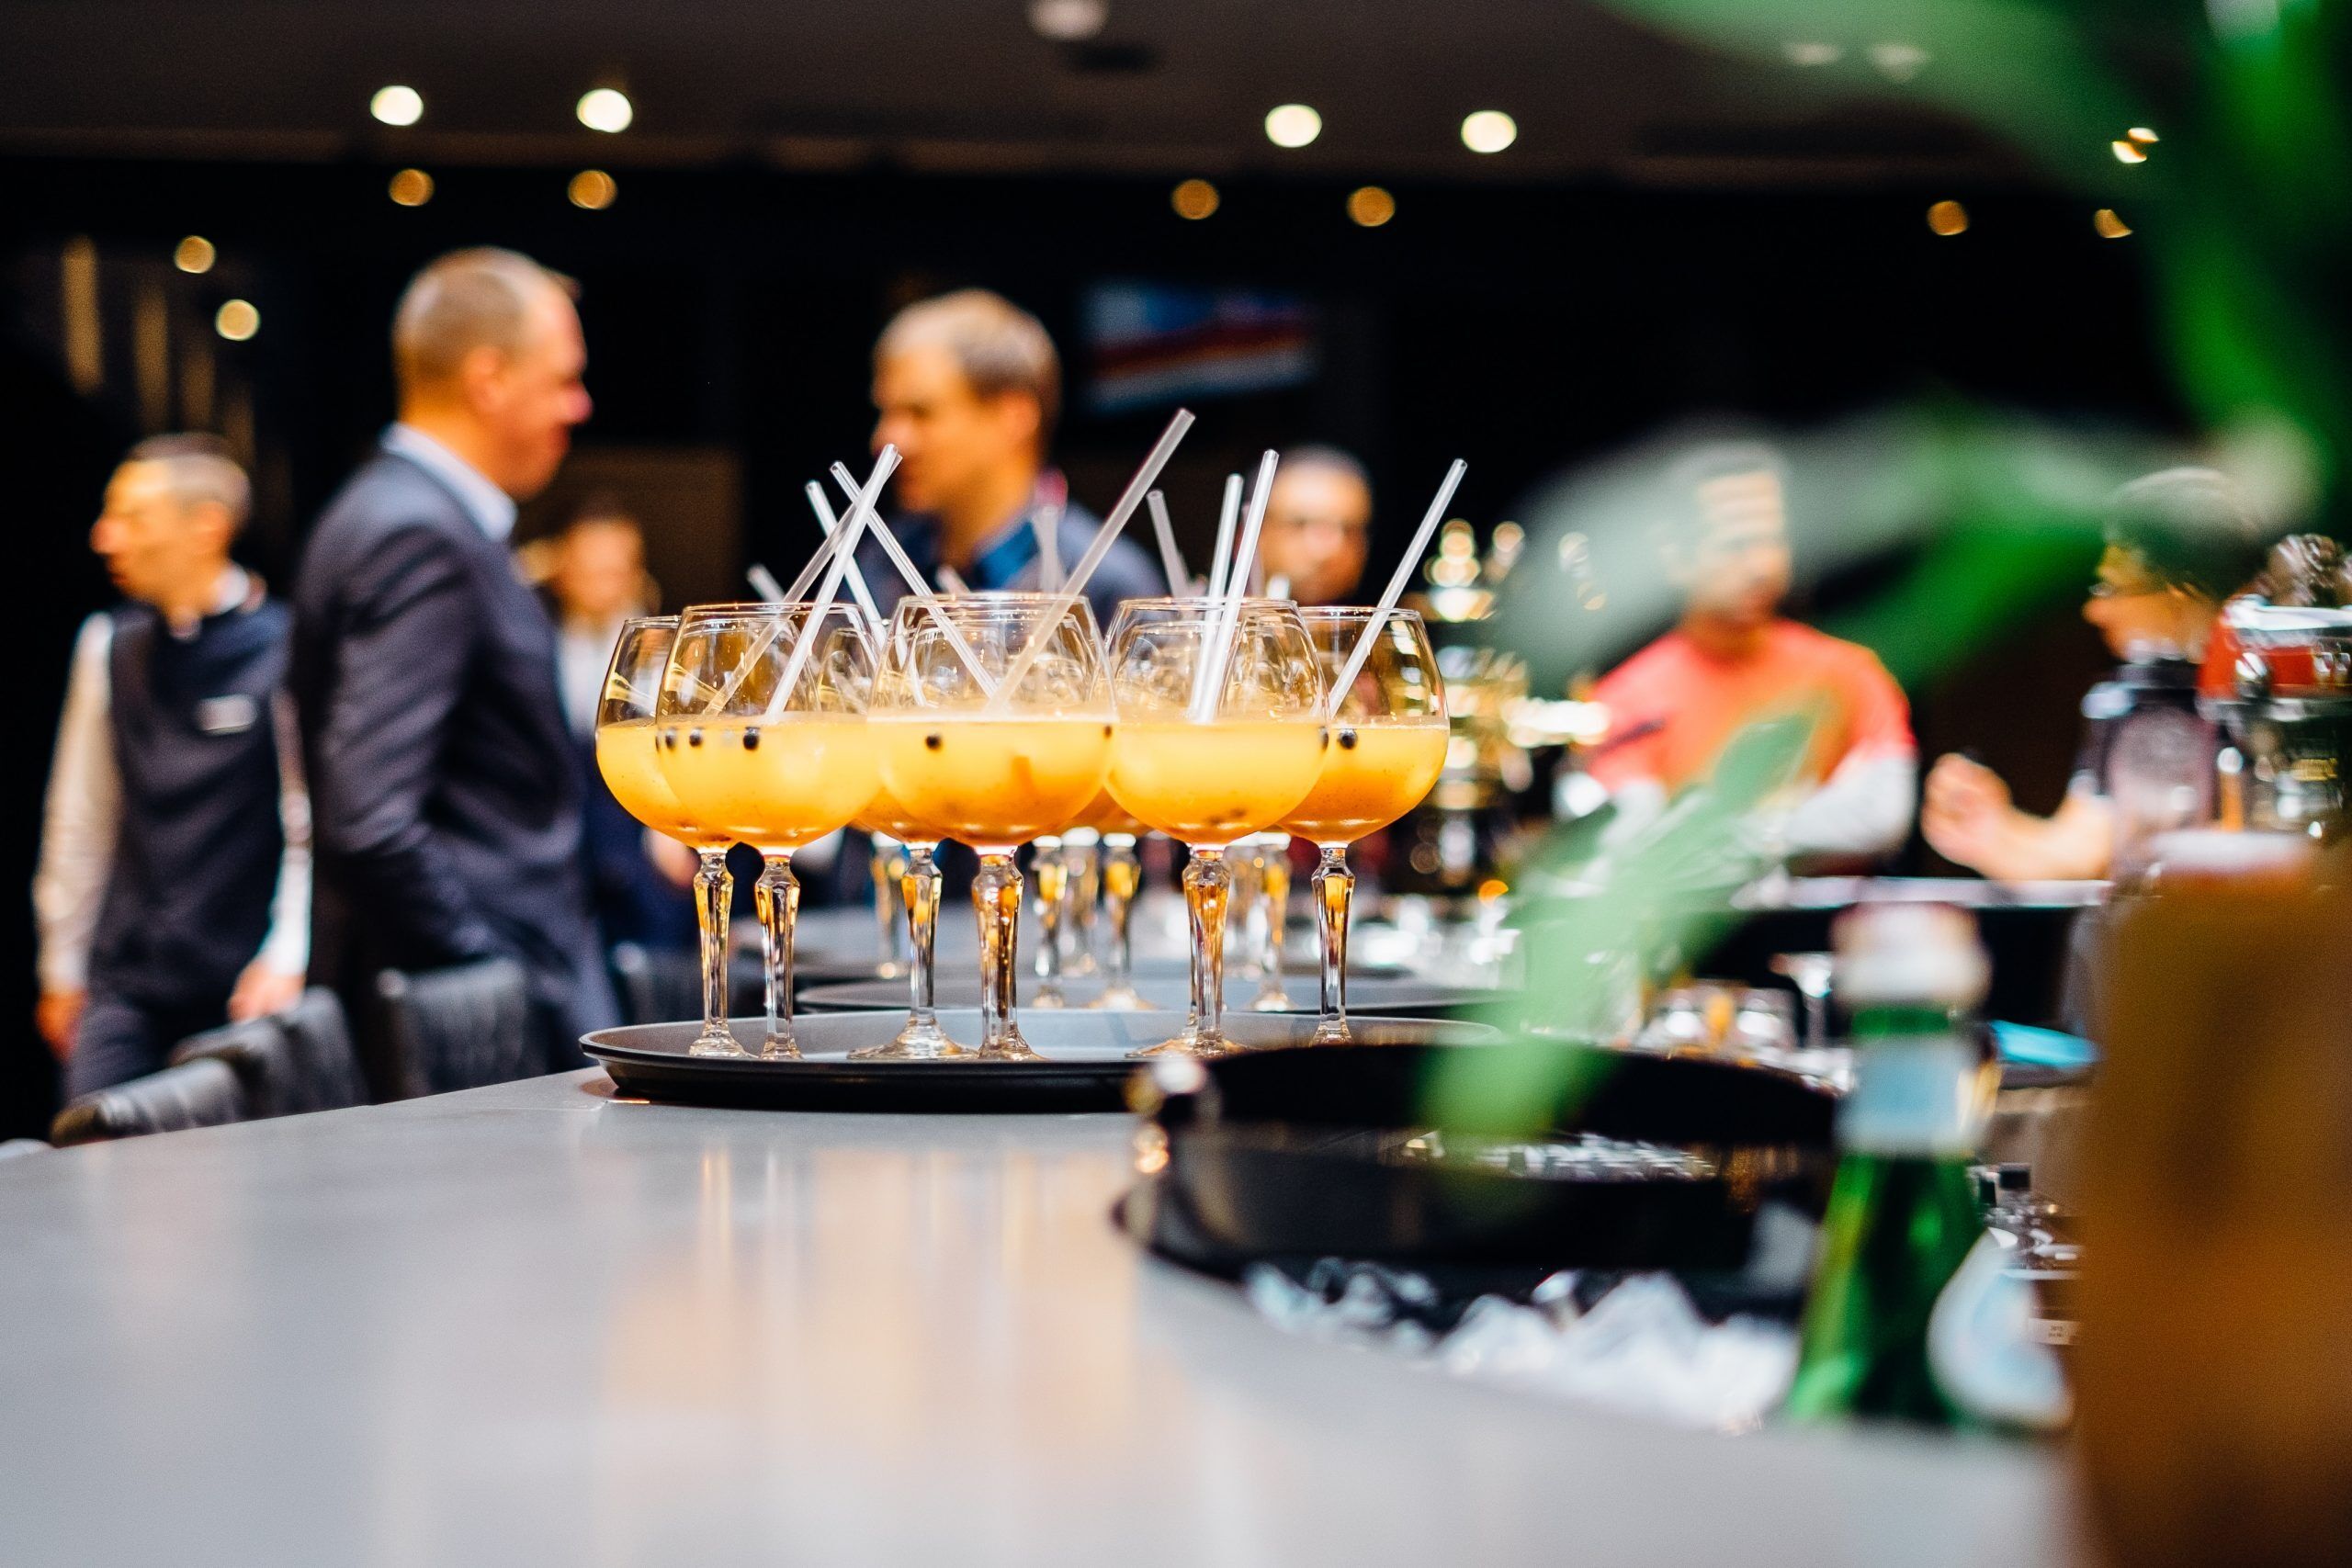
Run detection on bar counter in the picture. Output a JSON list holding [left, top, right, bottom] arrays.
[[1, 1073, 2065, 1566]]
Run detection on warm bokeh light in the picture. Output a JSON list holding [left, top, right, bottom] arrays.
[[369, 85, 423, 127], [173, 236, 215, 274], [1460, 110, 1517, 154], [1170, 178, 1219, 220], [388, 167, 435, 206], [1264, 104, 1322, 149], [578, 87, 634, 133], [2127, 127, 2159, 144], [1783, 41, 1842, 66], [569, 169, 617, 210], [1927, 199, 1968, 236], [214, 299, 259, 341], [2112, 139, 2148, 164], [1347, 186, 1396, 227], [1027, 0, 1106, 39], [2094, 208, 2133, 239]]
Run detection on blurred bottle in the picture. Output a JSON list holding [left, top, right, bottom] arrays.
[[1784, 903, 1995, 1427]]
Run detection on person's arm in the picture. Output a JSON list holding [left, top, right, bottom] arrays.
[[309, 525, 503, 964], [1782, 749, 1918, 859], [230, 690, 313, 1021], [32, 616, 120, 1056], [1923, 753, 2115, 882]]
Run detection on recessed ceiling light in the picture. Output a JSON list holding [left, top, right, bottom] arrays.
[[370, 85, 424, 127], [1170, 178, 1219, 220], [215, 299, 260, 341], [578, 87, 634, 134], [1028, 0, 1107, 40], [1460, 111, 1517, 154], [1264, 104, 1321, 149], [174, 236, 216, 274]]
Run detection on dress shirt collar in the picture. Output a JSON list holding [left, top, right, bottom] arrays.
[[382, 423, 519, 543], [164, 564, 253, 640], [961, 473, 1063, 589]]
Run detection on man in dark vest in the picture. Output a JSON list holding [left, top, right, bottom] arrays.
[[34, 435, 310, 1097], [292, 247, 616, 1094]]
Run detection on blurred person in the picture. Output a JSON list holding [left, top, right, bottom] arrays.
[[34, 435, 309, 1096], [1926, 468, 2272, 881], [1261, 446, 1372, 604], [1589, 440, 1916, 863], [292, 247, 616, 1089], [865, 288, 1163, 627], [539, 501, 696, 948]]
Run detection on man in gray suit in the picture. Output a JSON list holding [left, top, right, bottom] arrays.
[[292, 248, 616, 1093]]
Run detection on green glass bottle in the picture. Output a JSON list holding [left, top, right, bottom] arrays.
[[1784, 904, 1995, 1427]]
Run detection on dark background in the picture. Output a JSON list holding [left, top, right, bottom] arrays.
[[0, 4, 2177, 1135]]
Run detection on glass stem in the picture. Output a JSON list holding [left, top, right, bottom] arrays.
[[903, 842, 942, 1035], [1186, 846, 1232, 1046], [1031, 838, 1068, 1007], [1102, 835, 1139, 996], [973, 851, 1035, 1058], [690, 847, 738, 1054], [1063, 836, 1100, 976], [1254, 838, 1293, 1008], [754, 852, 801, 1059], [871, 837, 909, 976], [1313, 844, 1355, 1043]]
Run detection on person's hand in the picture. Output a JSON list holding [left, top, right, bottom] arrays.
[[1923, 753, 2011, 867], [35, 987, 85, 1060], [646, 830, 697, 889], [228, 961, 306, 1022]]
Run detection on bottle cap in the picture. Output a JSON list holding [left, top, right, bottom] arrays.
[[1833, 902, 1989, 1007]]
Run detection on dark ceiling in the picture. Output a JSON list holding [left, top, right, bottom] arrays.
[[1, 0, 2022, 186]]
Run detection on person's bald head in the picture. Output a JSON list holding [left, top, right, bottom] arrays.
[[1263, 446, 1372, 605], [392, 247, 591, 500]]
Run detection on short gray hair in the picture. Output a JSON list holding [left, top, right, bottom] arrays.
[[876, 288, 1061, 439], [392, 247, 574, 397], [124, 433, 250, 534]]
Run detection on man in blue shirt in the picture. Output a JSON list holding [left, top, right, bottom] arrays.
[[862, 289, 1164, 629]]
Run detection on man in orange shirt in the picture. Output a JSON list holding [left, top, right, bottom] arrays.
[[1589, 441, 1916, 863]]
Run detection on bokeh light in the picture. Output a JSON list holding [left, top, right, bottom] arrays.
[[578, 88, 634, 134], [1927, 199, 1969, 236], [1347, 186, 1396, 227], [569, 169, 617, 210], [1264, 104, 1322, 149], [369, 86, 423, 127], [1170, 178, 1219, 220], [388, 167, 435, 206], [1460, 110, 1517, 154], [214, 299, 259, 341], [173, 236, 215, 274], [2094, 208, 2133, 239]]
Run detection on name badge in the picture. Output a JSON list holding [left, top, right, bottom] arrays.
[[195, 694, 259, 735]]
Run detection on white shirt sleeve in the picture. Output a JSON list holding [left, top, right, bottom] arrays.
[[33, 615, 121, 992], [1782, 750, 1920, 860], [254, 689, 311, 976]]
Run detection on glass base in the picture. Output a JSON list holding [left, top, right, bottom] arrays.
[[758, 1031, 801, 1062], [1030, 991, 1069, 1011], [688, 1027, 749, 1058], [1310, 1017, 1352, 1046], [1246, 986, 1292, 1012], [975, 1031, 1046, 1064], [1088, 984, 1151, 1012], [847, 1018, 968, 1062], [1128, 1030, 1246, 1061]]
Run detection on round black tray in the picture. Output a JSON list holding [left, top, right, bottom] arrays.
[[797, 972, 1492, 1017], [583, 1010, 1498, 1113]]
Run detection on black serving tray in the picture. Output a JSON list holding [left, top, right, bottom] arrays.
[[797, 972, 1495, 1017], [1123, 1038, 1839, 1276], [584, 1011, 1499, 1113]]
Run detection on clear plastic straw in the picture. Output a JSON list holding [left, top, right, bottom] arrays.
[[1323, 458, 1467, 717], [1033, 472, 1066, 591], [979, 407, 1196, 714], [937, 564, 971, 595], [824, 463, 1000, 699], [803, 483, 889, 639], [748, 563, 786, 603], [761, 447, 898, 720], [1187, 449, 1279, 725], [1205, 474, 1242, 599], [1147, 490, 1193, 594]]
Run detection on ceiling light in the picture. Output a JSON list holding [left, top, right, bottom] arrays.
[[2127, 127, 2160, 144], [1869, 42, 1930, 81], [173, 236, 216, 274], [1264, 104, 1321, 150], [1347, 186, 1396, 227], [1783, 41, 1843, 66], [388, 168, 435, 206], [2094, 208, 2133, 239], [1028, 0, 1107, 39], [578, 87, 634, 134], [1460, 111, 1517, 154], [569, 170, 617, 210], [214, 299, 260, 341], [1927, 199, 1968, 236], [1170, 178, 1219, 220], [370, 85, 424, 127], [2112, 139, 2148, 164]]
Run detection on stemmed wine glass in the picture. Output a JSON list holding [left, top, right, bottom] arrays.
[[1077, 791, 1151, 1010], [870, 594, 1113, 1061], [656, 603, 878, 1059], [1278, 607, 1450, 1043], [845, 779, 955, 1060], [594, 616, 741, 1056], [1105, 598, 1327, 1057]]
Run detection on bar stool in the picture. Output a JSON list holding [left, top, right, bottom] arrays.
[[171, 987, 366, 1116], [50, 1057, 251, 1145], [375, 956, 534, 1097]]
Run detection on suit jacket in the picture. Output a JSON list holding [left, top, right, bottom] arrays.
[[292, 449, 616, 1066]]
